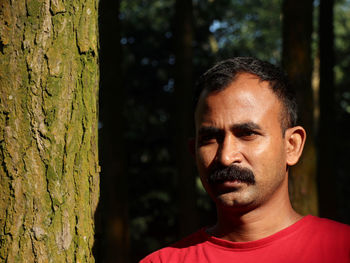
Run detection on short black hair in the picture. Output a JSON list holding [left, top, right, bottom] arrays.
[[194, 57, 298, 132]]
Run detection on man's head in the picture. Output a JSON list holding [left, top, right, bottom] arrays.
[[193, 57, 306, 213], [194, 57, 298, 134]]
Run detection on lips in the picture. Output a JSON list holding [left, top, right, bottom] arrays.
[[211, 180, 246, 195]]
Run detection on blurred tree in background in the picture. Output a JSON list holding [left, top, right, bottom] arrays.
[[97, 0, 350, 262], [98, 0, 130, 262], [173, 0, 198, 239], [282, 0, 317, 217], [318, 0, 337, 220]]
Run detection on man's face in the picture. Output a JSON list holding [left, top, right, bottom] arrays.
[[195, 73, 289, 211]]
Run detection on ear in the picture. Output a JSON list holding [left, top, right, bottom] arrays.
[[188, 137, 196, 158], [285, 126, 306, 166]]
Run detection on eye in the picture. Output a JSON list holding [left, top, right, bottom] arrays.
[[235, 129, 259, 140], [198, 130, 225, 146], [198, 134, 217, 146]]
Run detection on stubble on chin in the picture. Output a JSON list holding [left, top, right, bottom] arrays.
[[213, 184, 259, 210]]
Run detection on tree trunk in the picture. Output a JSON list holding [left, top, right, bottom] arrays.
[[174, 0, 198, 237], [282, 0, 318, 216], [318, 0, 337, 219], [98, 0, 130, 262], [0, 0, 99, 262]]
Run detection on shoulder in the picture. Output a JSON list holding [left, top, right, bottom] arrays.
[[139, 228, 207, 263], [302, 215, 350, 241], [306, 215, 350, 231]]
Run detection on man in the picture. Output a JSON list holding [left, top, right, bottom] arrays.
[[140, 57, 350, 263]]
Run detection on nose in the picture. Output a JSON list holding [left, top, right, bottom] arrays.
[[216, 134, 242, 166]]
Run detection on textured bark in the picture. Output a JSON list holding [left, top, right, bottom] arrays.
[[174, 0, 199, 238], [318, 0, 337, 219], [282, 0, 318, 216], [0, 0, 99, 262], [98, 0, 130, 262]]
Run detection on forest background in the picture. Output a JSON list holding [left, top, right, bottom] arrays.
[[99, 0, 350, 262], [0, 0, 349, 263]]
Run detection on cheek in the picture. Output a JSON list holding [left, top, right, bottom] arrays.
[[196, 145, 217, 169], [244, 138, 285, 169], [241, 140, 270, 166]]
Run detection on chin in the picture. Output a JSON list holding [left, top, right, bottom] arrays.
[[215, 192, 256, 210]]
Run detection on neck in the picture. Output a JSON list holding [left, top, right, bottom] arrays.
[[208, 178, 302, 242]]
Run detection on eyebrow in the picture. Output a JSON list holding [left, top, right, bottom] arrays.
[[198, 126, 221, 135], [230, 122, 262, 131], [198, 122, 262, 134]]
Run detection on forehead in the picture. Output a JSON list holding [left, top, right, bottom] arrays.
[[195, 73, 282, 129]]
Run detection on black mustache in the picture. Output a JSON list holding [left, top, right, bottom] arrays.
[[208, 165, 255, 185]]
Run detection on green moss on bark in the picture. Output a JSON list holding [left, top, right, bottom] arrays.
[[0, 0, 99, 262]]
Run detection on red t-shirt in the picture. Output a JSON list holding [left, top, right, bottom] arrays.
[[140, 216, 350, 263]]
